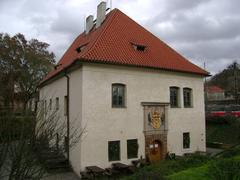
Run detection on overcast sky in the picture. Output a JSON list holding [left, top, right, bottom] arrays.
[[0, 0, 239, 74]]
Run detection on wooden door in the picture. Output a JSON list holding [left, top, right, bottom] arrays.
[[149, 140, 162, 163]]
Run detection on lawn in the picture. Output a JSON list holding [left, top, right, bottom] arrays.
[[167, 164, 209, 180], [122, 146, 240, 180], [167, 154, 240, 180], [121, 154, 210, 180]]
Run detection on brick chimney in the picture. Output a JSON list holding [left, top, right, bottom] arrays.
[[96, 1, 107, 28]]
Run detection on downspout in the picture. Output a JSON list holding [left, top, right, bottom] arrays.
[[64, 72, 70, 161]]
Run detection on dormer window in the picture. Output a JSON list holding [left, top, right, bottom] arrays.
[[76, 44, 87, 53], [131, 42, 146, 52]]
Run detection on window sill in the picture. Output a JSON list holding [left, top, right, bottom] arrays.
[[184, 106, 193, 108], [127, 157, 138, 160], [112, 106, 127, 109], [170, 106, 181, 109], [182, 148, 191, 153], [108, 159, 121, 162]]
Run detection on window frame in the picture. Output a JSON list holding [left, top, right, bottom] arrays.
[[44, 100, 47, 114], [170, 86, 180, 108], [183, 88, 193, 108], [108, 140, 121, 162], [49, 99, 52, 110], [127, 139, 138, 159], [183, 132, 190, 149], [112, 83, 126, 108], [56, 97, 59, 110], [64, 96, 68, 116]]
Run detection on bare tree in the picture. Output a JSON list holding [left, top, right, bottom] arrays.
[[0, 100, 83, 180]]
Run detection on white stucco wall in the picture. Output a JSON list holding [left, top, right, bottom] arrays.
[[80, 63, 206, 170], [39, 75, 68, 165], [39, 75, 67, 126], [68, 68, 83, 174], [39, 63, 206, 175]]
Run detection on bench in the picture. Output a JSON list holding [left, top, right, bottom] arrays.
[[112, 162, 135, 174], [86, 166, 105, 176]]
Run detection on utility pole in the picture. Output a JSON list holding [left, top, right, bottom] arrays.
[[204, 62, 208, 112], [234, 62, 238, 104]]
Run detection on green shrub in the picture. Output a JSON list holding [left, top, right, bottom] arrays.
[[0, 115, 35, 142], [174, 154, 210, 169], [206, 117, 240, 145], [127, 172, 166, 180], [123, 154, 210, 180], [207, 115, 238, 125], [208, 159, 240, 180], [218, 146, 240, 158]]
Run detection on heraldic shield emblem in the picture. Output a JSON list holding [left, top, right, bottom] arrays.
[[146, 107, 165, 131], [148, 111, 161, 129]]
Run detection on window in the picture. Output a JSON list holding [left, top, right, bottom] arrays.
[[183, 132, 190, 149], [112, 84, 126, 107], [170, 87, 180, 107], [29, 100, 32, 110], [49, 99, 52, 110], [183, 88, 192, 107], [131, 42, 146, 52], [108, 141, 120, 161], [44, 100, 47, 114], [133, 44, 146, 51], [127, 139, 138, 159], [64, 96, 68, 116], [76, 44, 87, 53], [56, 97, 59, 110]]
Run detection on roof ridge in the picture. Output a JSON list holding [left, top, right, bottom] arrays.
[[40, 8, 210, 86], [81, 9, 119, 58]]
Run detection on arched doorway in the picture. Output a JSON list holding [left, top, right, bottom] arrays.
[[148, 140, 163, 163]]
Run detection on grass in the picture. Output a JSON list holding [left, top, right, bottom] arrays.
[[122, 154, 210, 180], [112, 118, 240, 180], [167, 164, 210, 180], [167, 146, 240, 180], [121, 146, 240, 180]]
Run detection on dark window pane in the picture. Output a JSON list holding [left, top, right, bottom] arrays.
[[183, 88, 192, 107], [170, 87, 179, 107], [118, 96, 123, 105], [127, 139, 138, 159], [113, 95, 118, 105], [113, 87, 118, 95], [119, 87, 124, 96], [112, 84, 125, 107], [108, 141, 120, 161], [183, 132, 190, 149]]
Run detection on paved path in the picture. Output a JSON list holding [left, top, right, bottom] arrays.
[[206, 147, 224, 156]]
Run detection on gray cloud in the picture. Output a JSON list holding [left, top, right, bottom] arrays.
[[0, 0, 239, 74], [165, 0, 211, 11]]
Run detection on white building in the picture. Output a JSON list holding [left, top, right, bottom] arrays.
[[206, 86, 225, 101], [39, 2, 209, 176]]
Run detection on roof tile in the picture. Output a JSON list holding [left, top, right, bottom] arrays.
[[41, 9, 209, 84]]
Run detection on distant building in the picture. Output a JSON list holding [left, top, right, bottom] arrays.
[[39, 2, 208, 176], [206, 86, 225, 101]]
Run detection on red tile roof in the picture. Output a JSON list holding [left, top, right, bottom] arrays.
[[41, 9, 209, 85], [206, 86, 224, 93]]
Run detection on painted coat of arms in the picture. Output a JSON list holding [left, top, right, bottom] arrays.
[[148, 111, 161, 129]]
